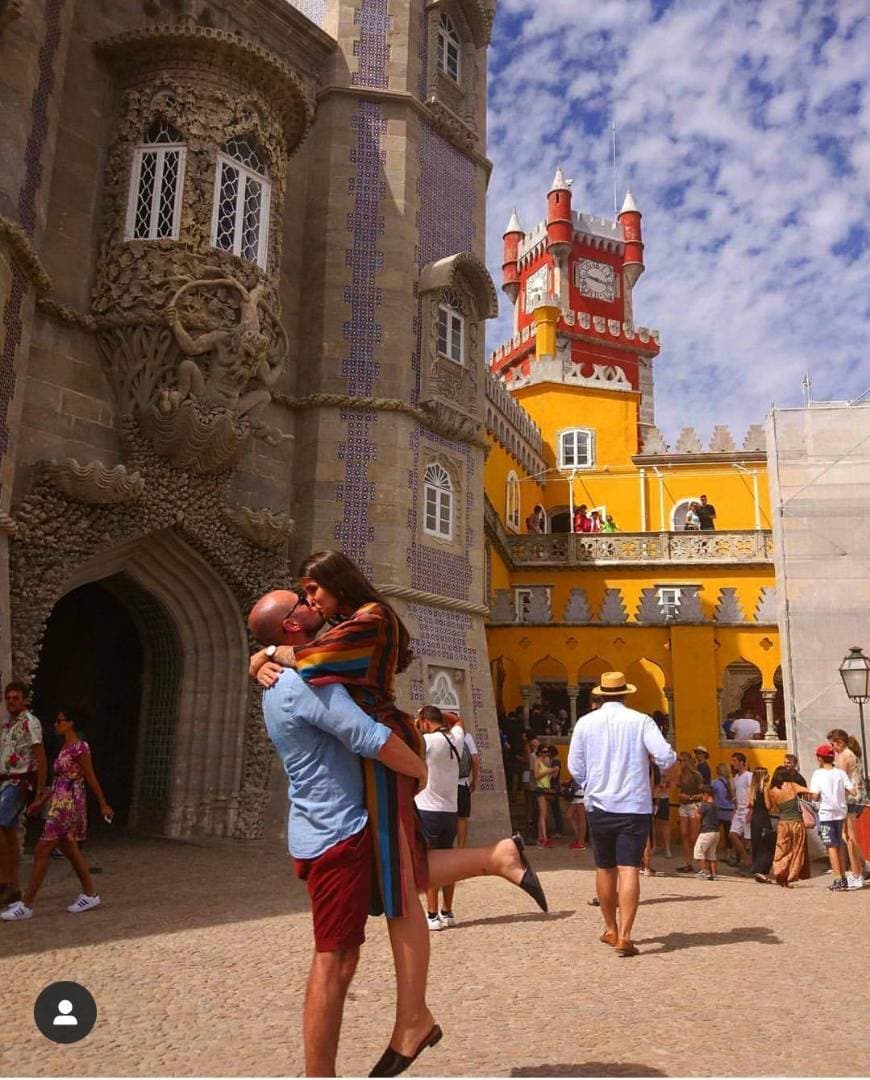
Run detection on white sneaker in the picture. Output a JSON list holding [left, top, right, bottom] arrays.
[[426, 913, 444, 931], [846, 873, 864, 890], [1, 900, 33, 921], [67, 894, 101, 914], [439, 911, 456, 928], [695, 869, 707, 878]]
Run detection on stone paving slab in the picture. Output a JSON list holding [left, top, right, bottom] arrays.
[[1, 836, 868, 1077]]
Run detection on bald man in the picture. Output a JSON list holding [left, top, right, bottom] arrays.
[[248, 589, 427, 1078]]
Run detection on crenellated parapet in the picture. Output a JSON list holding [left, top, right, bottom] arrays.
[[637, 423, 768, 462], [485, 371, 546, 477]]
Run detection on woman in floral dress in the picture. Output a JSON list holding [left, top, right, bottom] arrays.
[[2, 707, 112, 921]]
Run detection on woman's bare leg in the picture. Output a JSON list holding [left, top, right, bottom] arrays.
[[537, 796, 548, 844], [384, 827, 435, 1057], [59, 837, 94, 895], [427, 837, 526, 889], [22, 839, 54, 907], [679, 815, 692, 865]]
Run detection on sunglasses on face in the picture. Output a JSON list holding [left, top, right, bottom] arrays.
[[284, 595, 309, 621]]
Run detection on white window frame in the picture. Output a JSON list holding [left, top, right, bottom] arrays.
[[559, 428, 595, 470], [424, 462, 454, 541], [506, 470, 520, 532], [658, 587, 682, 620], [429, 670, 461, 710], [437, 13, 461, 82], [211, 151, 272, 268], [437, 302, 465, 365], [125, 143, 187, 241], [514, 587, 551, 624]]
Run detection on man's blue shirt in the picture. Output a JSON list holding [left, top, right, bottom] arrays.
[[263, 670, 391, 859]]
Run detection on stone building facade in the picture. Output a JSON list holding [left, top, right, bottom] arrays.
[[0, 0, 507, 842]]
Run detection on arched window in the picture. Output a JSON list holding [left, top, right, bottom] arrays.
[[126, 120, 186, 241], [211, 137, 271, 267], [437, 289, 465, 365], [437, 13, 461, 82], [424, 462, 453, 540], [559, 428, 594, 470], [429, 670, 461, 710], [672, 497, 702, 531], [506, 470, 520, 531]]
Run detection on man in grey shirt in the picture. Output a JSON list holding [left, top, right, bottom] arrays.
[[568, 671, 676, 957]]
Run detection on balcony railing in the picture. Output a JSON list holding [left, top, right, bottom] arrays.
[[504, 530, 774, 566]]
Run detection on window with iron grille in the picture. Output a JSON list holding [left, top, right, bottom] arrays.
[[437, 14, 461, 82], [437, 296, 464, 365], [211, 138, 271, 267], [126, 120, 186, 241], [424, 463, 453, 540], [559, 428, 594, 470], [658, 587, 682, 620]]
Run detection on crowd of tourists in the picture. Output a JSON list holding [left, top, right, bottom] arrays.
[[524, 493, 718, 534]]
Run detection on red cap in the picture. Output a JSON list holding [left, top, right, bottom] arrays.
[[815, 743, 835, 758]]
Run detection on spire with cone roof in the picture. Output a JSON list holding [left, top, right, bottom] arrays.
[[549, 167, 573, 194]]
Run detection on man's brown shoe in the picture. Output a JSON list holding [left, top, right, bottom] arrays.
[[615, 939, 639, 957], [600, 930, 618, 946]]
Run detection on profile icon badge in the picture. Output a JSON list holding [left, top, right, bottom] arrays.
[[34, 982, 97, 1043]]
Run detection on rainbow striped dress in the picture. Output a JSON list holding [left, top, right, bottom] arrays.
[[294, 602, 428, 918]]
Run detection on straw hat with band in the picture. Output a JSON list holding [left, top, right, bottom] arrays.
[[591, 671, 637, 697]]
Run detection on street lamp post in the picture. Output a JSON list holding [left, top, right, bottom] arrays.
[[838, 645, 870, 798]]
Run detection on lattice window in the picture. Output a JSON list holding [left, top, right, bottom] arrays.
[[126, 121, 186, 241], [506, 471, 520, 531], [429, 670, 461, 710], [437, 13, 461, 82], [437, 291, 465, 365], [559, 428, 595, 469], [424, 462, 454, 540], [211, 138, 271, 267], [658, 587, 682, 620]]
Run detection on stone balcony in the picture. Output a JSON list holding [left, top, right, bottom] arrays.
[[503, 529, 773, 567]]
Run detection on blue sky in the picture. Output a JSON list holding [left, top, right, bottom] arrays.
[[485, 0, 870, 442]]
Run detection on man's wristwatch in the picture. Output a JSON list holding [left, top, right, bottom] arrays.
[[265, 645, 278, 658]]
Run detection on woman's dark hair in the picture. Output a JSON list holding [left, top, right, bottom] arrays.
[[770, 765, 792, 789], [57, 704, 87, 736], [827, 727, 862, 759], [298, 549, 414, 673]]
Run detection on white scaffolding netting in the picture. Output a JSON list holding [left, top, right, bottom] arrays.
[[767, 402, 870, 783]]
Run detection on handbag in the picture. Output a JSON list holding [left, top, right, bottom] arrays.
[[798, 797, 817, 829]]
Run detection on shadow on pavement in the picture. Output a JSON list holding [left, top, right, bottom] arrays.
[[451, 908, 574, 930], [640, 893, 721, 905], [634, 924, 780, 953], [511, 1062, 667, 1076]]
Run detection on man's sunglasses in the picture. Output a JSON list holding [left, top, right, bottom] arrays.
[[284, 594, 309, 622]]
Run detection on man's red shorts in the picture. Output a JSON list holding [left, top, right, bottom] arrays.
[[294, 826, 372, 953]]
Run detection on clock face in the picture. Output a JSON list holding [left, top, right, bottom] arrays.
[[577, 259, 616, 301], [525, 266, 549, 311]]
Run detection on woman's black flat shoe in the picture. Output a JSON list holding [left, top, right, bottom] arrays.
[[511, 833, 548, 913], [369, 1024, 443, 1077]]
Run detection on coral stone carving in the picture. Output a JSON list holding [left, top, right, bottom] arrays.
[[41, 459, 145, 505], [223, 506, 295, 551]]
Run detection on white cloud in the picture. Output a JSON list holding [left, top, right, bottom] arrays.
[[485, 0, 870, 441]]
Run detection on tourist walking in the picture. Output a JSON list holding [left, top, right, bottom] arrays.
[[675, 752, 703, 873], [693, 785, 720, 880], [2, 706, 112, 921], [567, 671, 676, 958], [249, 557, 548, 1076], [766, 766, 811, 888], [748, 767, 776, 883], [827, 728, 866, 890], [533, 745, 557, 847], [728, 753, 753, 870], [712, 762, 734, 858], [0, 681, 47, 907], [808, 743, 856, 892]]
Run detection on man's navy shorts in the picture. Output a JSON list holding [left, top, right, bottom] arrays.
[[586, 809, 652, 869], [417, 809, 457, 849]]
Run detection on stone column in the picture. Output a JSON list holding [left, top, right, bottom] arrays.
[[762, 690, 778, 740], [567, 684, 579, 729], [521, 685, 532, 726], [717, 688, 727, 741]]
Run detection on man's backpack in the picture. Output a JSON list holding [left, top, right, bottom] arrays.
[[439, 729, 472, 780]]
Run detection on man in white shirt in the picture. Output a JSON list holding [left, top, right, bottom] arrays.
[[568, 672, 676, 957], [415, 706, 465, 929], [729, 752, 752, 870], [808, 742, 857, 892], [730, 713, 762, 741]]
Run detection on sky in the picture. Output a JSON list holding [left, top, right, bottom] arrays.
[[485, 0, 870, 443]]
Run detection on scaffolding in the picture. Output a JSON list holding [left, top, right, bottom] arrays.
[[767, 401, 870, 775]]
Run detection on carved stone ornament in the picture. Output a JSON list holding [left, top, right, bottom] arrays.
[[489, 589, 516, 624], [40, 458, 145, 505], [0, 511, 17, 536], [598, 588, 628, 625], [223, 505, 295, 551], [563, 587, 592, 624], [675, 427, 703, 454], [743, 424, 766, 452], [640, 426, 669, 454], [715, 587, 746, 624], [708, 425, 736, 453]]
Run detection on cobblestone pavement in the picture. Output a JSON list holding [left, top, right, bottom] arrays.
[[2, 834, 868, 1078]]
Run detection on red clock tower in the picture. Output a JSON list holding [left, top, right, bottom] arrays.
[[492, 173, 660, 439]]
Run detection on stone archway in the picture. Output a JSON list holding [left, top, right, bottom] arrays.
[[46, 528, 251, 839]]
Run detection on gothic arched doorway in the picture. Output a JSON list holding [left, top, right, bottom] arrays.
[[31, 574, 181, 833]]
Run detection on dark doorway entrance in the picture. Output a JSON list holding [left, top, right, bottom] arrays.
[[32, 581, 144, 829], [550, 509, 571, 533]]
